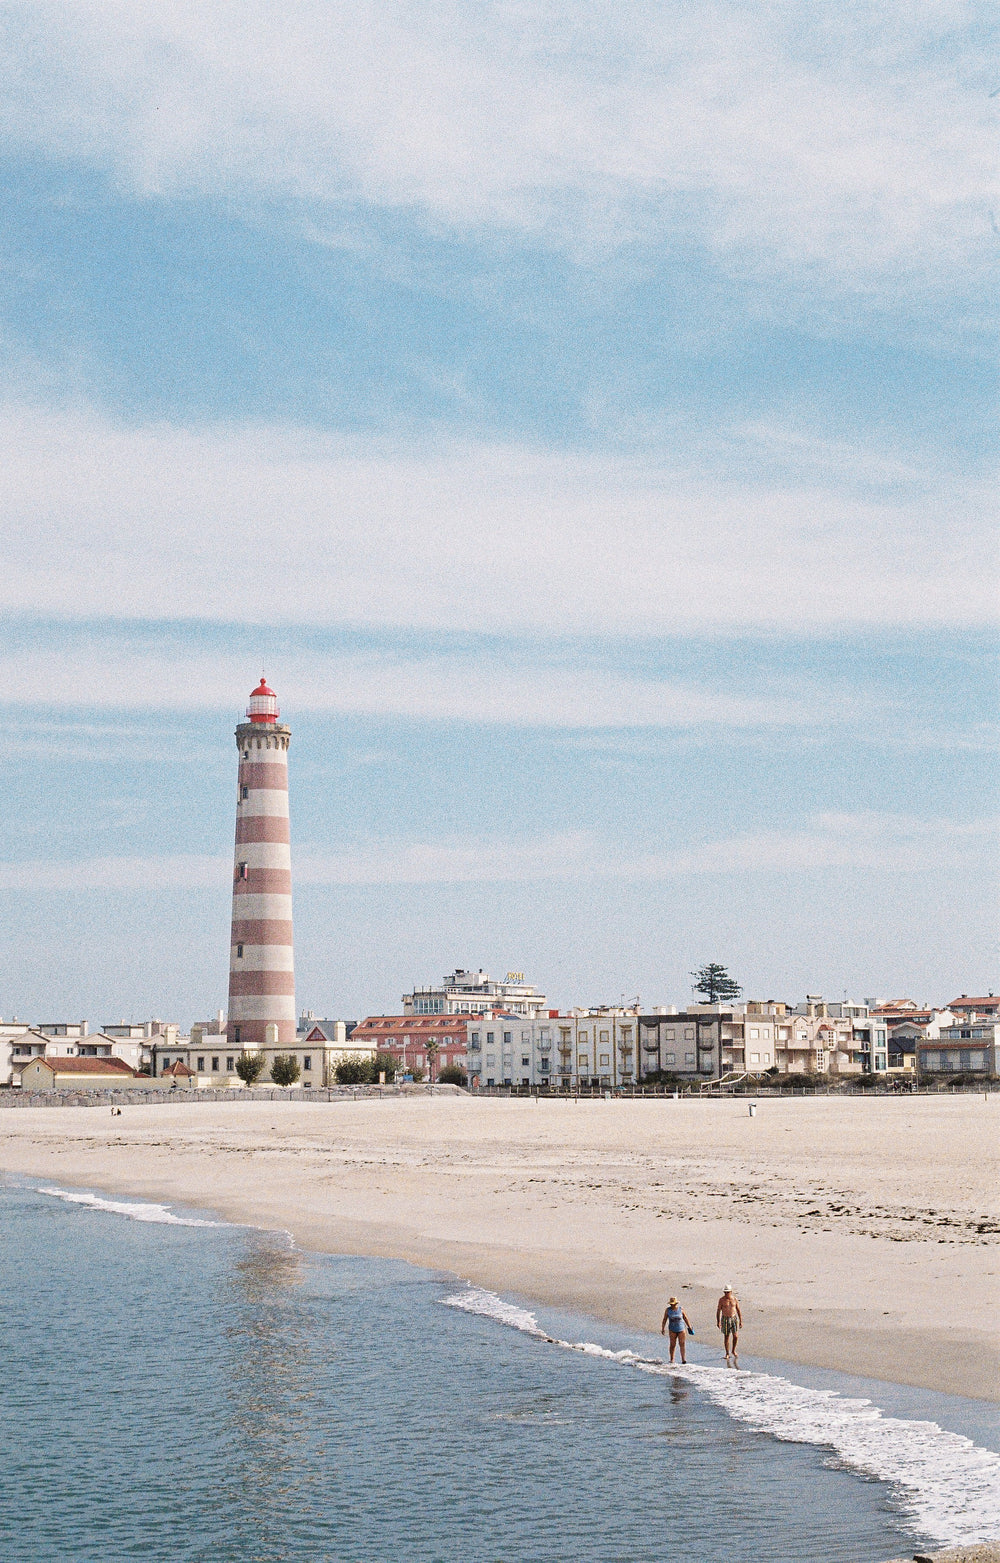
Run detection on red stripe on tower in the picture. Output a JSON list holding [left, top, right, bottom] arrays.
[[227, 677, 295, 1054]]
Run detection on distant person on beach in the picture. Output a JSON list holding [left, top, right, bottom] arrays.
[[716, 1285, 742, 1364], [660, 1296, 693, 1363]]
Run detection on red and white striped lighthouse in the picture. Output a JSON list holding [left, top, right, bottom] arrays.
[[228, 678, 295, 1056]]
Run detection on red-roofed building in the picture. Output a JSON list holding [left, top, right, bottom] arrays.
[[17, 1054, 139, 1091], [352, 1016, 468, 1080], [948, 996, 999, 1020]]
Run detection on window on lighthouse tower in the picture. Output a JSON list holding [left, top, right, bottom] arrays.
[[238, 862, 248, 880]]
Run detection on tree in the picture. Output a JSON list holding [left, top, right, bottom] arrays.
[[424, 1039, 440, 1082], [436, 1065, 467, 1087], [235, 1051, 267, 1087], [373, 1052, 397, 1083], [334, 1056, 371, 1085], [270, 1053, 301, 1087], [691, 964, 743, 1004]]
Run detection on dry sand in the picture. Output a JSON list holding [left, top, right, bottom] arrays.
[[2, 1092, 997, 1401]]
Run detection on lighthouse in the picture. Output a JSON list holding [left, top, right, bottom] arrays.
[[228, 677, 295, 1061]]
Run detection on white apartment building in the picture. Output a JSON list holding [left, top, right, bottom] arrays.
[[403, 969, 547, 1018], [467, 1009, 638, 1088], [2, 1022, 160, 1084]]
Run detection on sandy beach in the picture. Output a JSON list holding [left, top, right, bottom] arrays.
[[2, 1092, 997, 1402]]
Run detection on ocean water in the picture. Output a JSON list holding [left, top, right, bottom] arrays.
[[2, 1180, 998, 1563]]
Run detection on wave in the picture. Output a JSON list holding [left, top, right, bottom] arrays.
[[36, 1185, 223, 1227], [442, 1285, 1000, 1549]]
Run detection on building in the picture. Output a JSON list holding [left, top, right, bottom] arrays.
[[297, 1016, 377, 1082], [402, 968, 546, 1018], [947, 995, 1000, 1021], [228, 676, 296, 1074], [918, 1022, 999, 1079], [466, 1008, 638, 1088], [18, 1055, 139, 1091], [352, 1016, 469, 1079], [0, 1024, 45, 1086]]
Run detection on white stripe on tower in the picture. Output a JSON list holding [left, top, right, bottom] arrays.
[[228, 677, 295, 1052]]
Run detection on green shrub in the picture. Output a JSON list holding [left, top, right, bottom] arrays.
[[334, 1056, 371, 1085], [270, 1053, 301, 1087]]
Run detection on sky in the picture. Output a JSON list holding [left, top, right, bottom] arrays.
[[0, 1, 996, 1025]]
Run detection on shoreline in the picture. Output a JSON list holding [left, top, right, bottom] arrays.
[[3, 1093, 997, 1402]]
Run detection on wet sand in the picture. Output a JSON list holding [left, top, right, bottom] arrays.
[[2, 1092, 997, 1400]]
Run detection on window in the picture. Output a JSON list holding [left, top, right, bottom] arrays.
[[540, 1028, 550, 1040], [620, 1028, 632, 1042], [486, 1032, 495, 1043], [212, 1057, 219, 1072], [197, 1056, 206, 1072], [522, 1056, 530, 1067], [578, 1055, 589, 1069], [226, 1056, 234, 1071], [521, 1031, 530, 1041], [749, 1028, 759, 1039], [665, 1052, 675, 1064], [486, 1054, 496, 1067], [540, 1058, 550, 1072], [237, 862, 248, 880], [599, 1053, 610, 1066], [749, 1052, 759, 1064], [684, 1052, 695, 1064], [684, 1028, 694, 1040], [600, 1030, 609, 1043], [762, 1053, 771, 1064], [487, 1078, 495, 1086], [162, 1059, 171, 1072], [579, 1030, 589, 1042], [503, 1031, 512, 1043], [471, 1031, 480, 1043], [664, 1027, 675, 1040], [241, 786, 249, 800], [233, 1026, 241, 1045], [303, 1056, 311, 1070], [236, 943, 244, 958]]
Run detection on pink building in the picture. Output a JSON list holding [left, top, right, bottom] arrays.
[[228, 678, 296, 1053]]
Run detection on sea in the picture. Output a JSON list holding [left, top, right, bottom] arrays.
[[2, 1178, 998, 1563]]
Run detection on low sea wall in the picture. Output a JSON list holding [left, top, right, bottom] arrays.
[[0, 1083, 461, 1108]]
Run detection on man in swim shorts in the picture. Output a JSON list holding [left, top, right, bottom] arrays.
[[716, 1285, 742, 1364]]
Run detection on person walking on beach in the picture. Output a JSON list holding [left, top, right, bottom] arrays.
[[716, 1285, 742, 1364], [660, 1296, 693, 1364]]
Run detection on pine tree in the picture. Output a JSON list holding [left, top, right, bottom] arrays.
[[691, 964, 743, 1004]]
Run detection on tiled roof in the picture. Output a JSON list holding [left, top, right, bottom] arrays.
[[31, 1055, 136, 1076]]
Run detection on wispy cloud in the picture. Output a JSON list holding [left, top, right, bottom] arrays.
[[0, 1, 993, 300], [0, 404, 991, 638], [0, 638, 842, 729], [3, 813, 992, 889]]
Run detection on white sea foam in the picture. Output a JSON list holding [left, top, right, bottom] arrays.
[[441, 1285, 1000, 1548], [36, 1185, 222, 1227]]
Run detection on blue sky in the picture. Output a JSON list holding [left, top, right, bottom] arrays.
[[0, 1, 996, 1023]]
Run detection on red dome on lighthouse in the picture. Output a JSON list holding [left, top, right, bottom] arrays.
[[246, 676, 279, 724]]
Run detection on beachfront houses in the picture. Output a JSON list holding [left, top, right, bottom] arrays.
[[916, 1021, 1000, 1081], [150, 1014, 373, 1088]]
